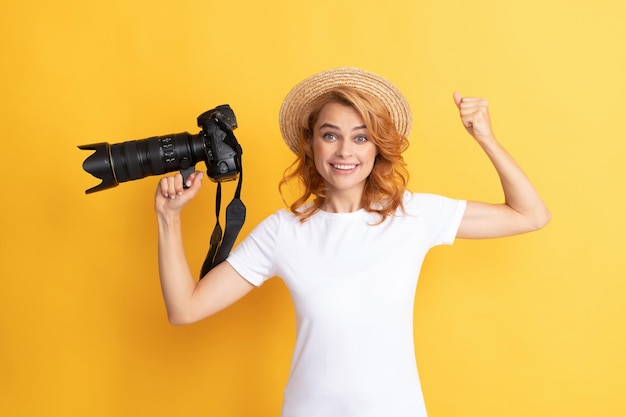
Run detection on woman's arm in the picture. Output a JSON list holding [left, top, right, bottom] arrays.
[[452, 93, 551, 239], [155, 171, 255, 325]]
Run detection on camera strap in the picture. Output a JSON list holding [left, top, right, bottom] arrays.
[[199, 150, 245, 278]]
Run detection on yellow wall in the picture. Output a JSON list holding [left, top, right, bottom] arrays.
[[1, 1, 624, 416]]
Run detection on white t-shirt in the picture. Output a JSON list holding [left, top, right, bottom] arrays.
[[227, 191, 466, 417]]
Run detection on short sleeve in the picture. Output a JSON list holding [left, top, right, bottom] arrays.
[[404, 193, 467, 246], [226, 211, 281, 287]]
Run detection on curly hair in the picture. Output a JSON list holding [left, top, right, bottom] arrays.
[[279, 86, 409, 223]]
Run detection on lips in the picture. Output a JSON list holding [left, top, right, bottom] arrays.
[[331, 163, 357, 170]]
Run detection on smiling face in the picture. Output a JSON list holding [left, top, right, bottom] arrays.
[[312, 102, 378, 208]]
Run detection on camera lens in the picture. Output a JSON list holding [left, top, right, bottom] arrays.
[[79, 133, 206, 193]]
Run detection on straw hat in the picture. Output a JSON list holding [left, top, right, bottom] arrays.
[[279, 67, 413, 154]]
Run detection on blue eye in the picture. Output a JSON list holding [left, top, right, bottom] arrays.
[[323, 133, 337, 141], [354, 136, 368, 143]]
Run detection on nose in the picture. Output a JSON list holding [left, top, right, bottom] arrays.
[[335, 138, 353, 157]]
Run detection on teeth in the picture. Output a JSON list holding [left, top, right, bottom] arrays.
[[332, 164, 356, 170]]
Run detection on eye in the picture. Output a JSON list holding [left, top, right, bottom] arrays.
[[322, 132, 337, 141], [354, 135, 368, 143]]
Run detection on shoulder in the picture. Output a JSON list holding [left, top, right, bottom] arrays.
[[402, 190, 467, 217], [400, 191, 467, 244], [256, 208, 294, 228], [250, 208, 303, 236], [403, 190, 458, 208]]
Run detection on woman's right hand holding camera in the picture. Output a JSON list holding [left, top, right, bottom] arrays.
[[154, 171, 204, 218], [154, 169, 253, 325]]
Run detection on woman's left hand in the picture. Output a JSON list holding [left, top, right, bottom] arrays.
[[453, 92, 496, 144]]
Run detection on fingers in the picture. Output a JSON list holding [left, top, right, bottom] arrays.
[[156, 171, 204, 201], [453, 92, 462, 108], [454, 94, 489, 116], [453, 92, 489, 122], [158, 173, 182, 200], [453, 93, 495, 141]]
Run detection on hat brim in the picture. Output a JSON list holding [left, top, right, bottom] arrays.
[[279, 67, 412, 154]]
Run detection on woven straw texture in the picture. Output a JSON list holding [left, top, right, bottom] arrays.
[[279, 67, 412, 154]]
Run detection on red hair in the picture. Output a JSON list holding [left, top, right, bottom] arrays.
[[279, 86, 409, 222]]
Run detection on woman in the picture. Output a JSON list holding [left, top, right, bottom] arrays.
[[155, 67, 550, 417]]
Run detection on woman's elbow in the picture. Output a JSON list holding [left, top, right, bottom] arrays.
[[167, 313, 190, 326], [166, 304, 218, 325], [166, 309, 201, 326], [531, 207, 552, 231]]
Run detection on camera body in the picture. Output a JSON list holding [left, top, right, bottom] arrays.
[[79, 105, 241, 194]]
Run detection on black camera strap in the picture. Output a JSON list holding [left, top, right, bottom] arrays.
[[199, 144, 245, 278]]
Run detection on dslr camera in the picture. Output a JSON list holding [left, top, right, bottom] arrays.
[[79, 105, 241, 193]]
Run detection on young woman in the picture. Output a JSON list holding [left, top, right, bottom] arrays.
[[154, 67, 550, 417]]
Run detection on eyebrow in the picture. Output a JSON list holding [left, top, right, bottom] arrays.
[[319, 122, 367, 131]]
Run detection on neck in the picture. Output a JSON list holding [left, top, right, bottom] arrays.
[[320, 191, 364, 213]]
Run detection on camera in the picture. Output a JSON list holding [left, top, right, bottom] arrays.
[[78, 105, 241, 194]]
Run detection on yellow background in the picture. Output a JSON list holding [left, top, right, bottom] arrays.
[[1, 0, 624, 416]]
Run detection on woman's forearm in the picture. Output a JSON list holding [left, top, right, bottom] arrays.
[[480, 137, 551, 229], [454, 94, 551, 238], [157, 212, 198, 324]]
